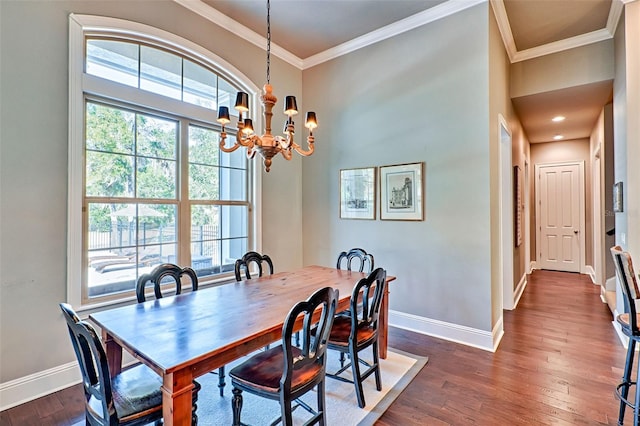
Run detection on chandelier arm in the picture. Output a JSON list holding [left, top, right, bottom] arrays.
[[280, 146, 293, 161], [291, 137, 315, 157], [219, 133, 242, 153], [245, 136, 259, 159]]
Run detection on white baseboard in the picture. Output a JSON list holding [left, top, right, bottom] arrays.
[[0, 362, 80, 411], [389, 310, 501, 352], [585, 265, 596, 283], [530, 261, 538, 272], [600, 286, 608, 304], [504, 273, 527, 311], [606, 276, 617, 291]]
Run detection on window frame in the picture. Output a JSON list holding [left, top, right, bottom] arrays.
[[68, 14, 263, 310]]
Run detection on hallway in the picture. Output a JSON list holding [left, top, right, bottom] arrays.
[[381, 269, 628, 425]]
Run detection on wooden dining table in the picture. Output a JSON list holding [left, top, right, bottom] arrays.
[[89, 265, 396, 426]]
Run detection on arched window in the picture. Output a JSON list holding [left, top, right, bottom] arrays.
[[68, 15, 260, 307]]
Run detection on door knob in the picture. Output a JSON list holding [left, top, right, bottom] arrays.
[[574, 230, 579, 234]]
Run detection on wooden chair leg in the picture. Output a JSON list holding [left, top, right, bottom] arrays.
[[232, 387, 243, 426], [317, 380, 326, 426], [372, 341, 382, 391], [349, 346, 366, 408], [635, 347, 640, 426], [620, 339, 637, 425], [280, 399, 293, 426]]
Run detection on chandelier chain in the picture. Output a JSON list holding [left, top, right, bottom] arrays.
[[266, 0, 271, 84]]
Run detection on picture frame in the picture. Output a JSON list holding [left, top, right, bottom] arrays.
[[339, 167, 376, 220], [514, 165, 522, 247], [613, 181, 623, 213], [379, 162, 424, 221]]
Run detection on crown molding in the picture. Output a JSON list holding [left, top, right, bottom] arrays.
[[178, 0, 627, 69], [173, 0, 304, 69], [608, 0, 625, 35], [490, 0, 517, 62], [512, 28, 613, 62], [302, 0, 485, 69], [176, 0, 485, 70], [492, 0, 624, 63]]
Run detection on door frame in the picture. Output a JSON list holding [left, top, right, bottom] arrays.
[[534, 160, 586, 274], [498, 115, 514, 309]]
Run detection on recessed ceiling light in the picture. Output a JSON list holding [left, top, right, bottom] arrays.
[[553, 134, 564, 140], [552, 116, 566, 122]]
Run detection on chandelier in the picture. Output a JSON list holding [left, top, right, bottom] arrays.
[[216, 0, 317, 172]]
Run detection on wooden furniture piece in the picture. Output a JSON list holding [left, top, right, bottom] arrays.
[[136, 263, 198, 303], [611, 246, 640, 426], [234, 251, 274, 281], [229, 286, 339, 426], [234, 251, 284, 346], [325, 267, 387, 408], [336, 248, 375, 273], [89, 265, 395, 426], [60, 303, 200, 426], [136, 263, 226, 398]]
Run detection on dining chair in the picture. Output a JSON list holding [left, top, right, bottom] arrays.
[[136, 263, 226, 398], [336, 248, 375, 273], [234, 251, 274, 281], [229, 286, 339, 426], [59, 303, 200, 425], [325, 267, 386, 408], [136, 263, 198, 303], [611, 246, 640, 426]]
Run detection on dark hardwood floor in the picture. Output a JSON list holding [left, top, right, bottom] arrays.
[[0, 270, 628, 425]]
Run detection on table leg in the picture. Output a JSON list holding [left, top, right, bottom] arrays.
[[379, 285, 390, 359], [101, 331, 122, 377], [162, 371, 194, 426]]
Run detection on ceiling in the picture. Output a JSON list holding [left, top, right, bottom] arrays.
[[180, 0, 624, 144]]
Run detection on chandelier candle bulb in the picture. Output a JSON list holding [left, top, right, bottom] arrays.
[[284, 96, 298, 116], [305, 112, 318, 131], [242, 118, 254, 135], [217, 106, 230, 127], [235, 92, 249, 112]]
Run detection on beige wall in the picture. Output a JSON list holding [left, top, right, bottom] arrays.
[[511, 40, 614, 98], [0, 0, 304, 384], [302, 3, 494, 332]]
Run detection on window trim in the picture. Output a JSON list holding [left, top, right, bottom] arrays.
[[68, 14, 262, 310]]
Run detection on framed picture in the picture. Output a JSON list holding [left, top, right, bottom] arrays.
[[339, 167, 376, 220], [380, 162, 424, 221], [514, 165, 522, 247], [613, 181, 623, 213]]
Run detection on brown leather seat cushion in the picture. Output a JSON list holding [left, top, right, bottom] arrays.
[[230, 346, 323, 393], [327, 315, 376, 347], [90, 364, 163, 421]]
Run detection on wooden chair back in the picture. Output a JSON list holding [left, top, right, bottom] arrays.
[[234, 251, 274, 281], [281, 286, 339, 392], [136, 263, 198, 303], [350, 267, 387, 334], [336, 248, 375, 273], [59, 303, 119, 425], [611, 246, 640, 334]]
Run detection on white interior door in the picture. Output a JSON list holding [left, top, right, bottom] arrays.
[[536, 162, 584, 273]]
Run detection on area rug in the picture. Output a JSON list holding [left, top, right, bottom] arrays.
[[195, 348, 428, 425]]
